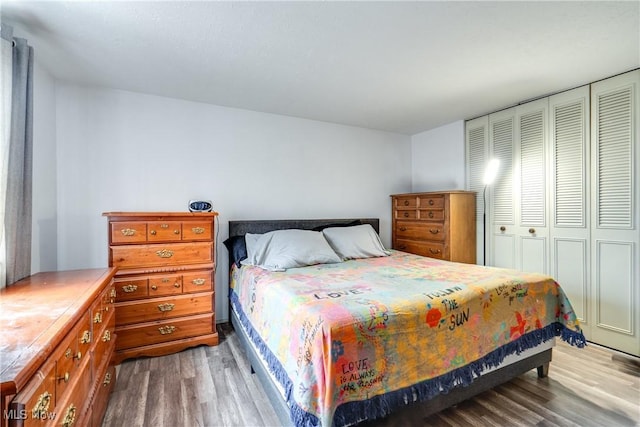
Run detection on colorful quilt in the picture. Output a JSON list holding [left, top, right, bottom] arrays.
[[230, 251, 585, 427]]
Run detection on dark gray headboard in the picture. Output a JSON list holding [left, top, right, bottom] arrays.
[[228, 218, 379, 237]]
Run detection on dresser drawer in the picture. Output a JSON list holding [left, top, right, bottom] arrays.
[[394, 196, 417, 209], [110, 221, 147, 244], [149, 274, 183, 296], [8, 357, 56, 426], [114, 277, 148, 302], [93, 282, 115, 325], [182, 221, 213, 241], [115, 313, 215, 350], [76, 313, 92, 366], [54, 313, 91, 400], [395, 222, 445, 241], [110, 242, 213, 269], [395, 209, 418, 220], [182, 270, 213, 293], [418, 194, 444, 208], [91, 291, 104, 327], [54, 356, 92, 427], [395, 239, 446, 260], [116, 292, 213, 326], [91, 364, 116, 427], [418, 209, 445, 221], [93, 310, 116, 374], [147, 221, 182, 242], [103, 282, 116, 315]]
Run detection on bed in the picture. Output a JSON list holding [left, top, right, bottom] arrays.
[[225, 218, 585, 427]]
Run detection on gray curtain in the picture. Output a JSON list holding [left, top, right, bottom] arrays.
[[5, 30, 33, 286]]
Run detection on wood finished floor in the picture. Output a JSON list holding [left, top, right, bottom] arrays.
[[102, 323, 640, 427]]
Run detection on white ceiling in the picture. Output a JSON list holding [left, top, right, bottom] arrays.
[[2, 1, 639, 135]]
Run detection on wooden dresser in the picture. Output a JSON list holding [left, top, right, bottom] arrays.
[[103, 212, 219, 364], [391, 191, 476, 264], [0, 268, 117, 427]]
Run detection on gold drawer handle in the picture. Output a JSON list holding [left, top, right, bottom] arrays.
[[174, 282, 181, 288], [120, 228, 136, 236], [62, 404, 76, 427], [151, 285, 157, 290], [403, 212, 409, 218], [110, 288, 116, 298], [174, 229, 180, 235], [94, 312, 103, 324], [403, 200, 410, 206], [32, 391, 52, 419], [80, 330, 91, 344], [429, 248, 441, 255], [158, 303, 175, 312], [160, 224, 169, 228], [428, 212, 434, 218], [192, 278, 206, 286], [428, 199, 434, 206], [74, 351, 82, 361], [150, 230, 157, 235], [65, 348, 73, 359], [158, 325, 177, 335], [192, 227, 205, 234], [429, 229, 439, 234], [399, 226, 407, 232], [102, 330, 111, 342], [122, 284, 138, 293], [161, 278, 170, 283], [103, 372, 112, 387], [156, 249, 174, 258], [57, 372, 70, 383]]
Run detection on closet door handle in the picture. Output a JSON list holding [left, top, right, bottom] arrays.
[[529, 228, 536, 234], [500, 226, 506, 232]]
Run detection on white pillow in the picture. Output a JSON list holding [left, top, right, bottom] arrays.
[[322, 224, 390, 260], [240, 229, 341, 271], [243, 232, 263, 266]]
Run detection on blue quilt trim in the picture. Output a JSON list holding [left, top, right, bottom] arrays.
[[230, 289, 586, 427]]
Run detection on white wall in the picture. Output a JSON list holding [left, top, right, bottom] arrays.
[[54, 84, 412, 321], [30, 43, 58, 273], [410, 120, 466, 192]]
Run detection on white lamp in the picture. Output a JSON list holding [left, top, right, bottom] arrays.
[[482, 158, 500, 265]]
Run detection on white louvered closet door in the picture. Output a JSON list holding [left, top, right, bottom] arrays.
[[489, 108, 516, 268], [516, 99, 549, 274], [590, 70, 640, 356], [465, 116, 488, 265], [490, 99, 549, 272], [549, 86, 590, 333]]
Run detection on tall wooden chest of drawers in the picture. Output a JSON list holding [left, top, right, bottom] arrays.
[[1, 268, 117, 427], [103, 212, 219, 364], [391, 191, 476, 264]]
